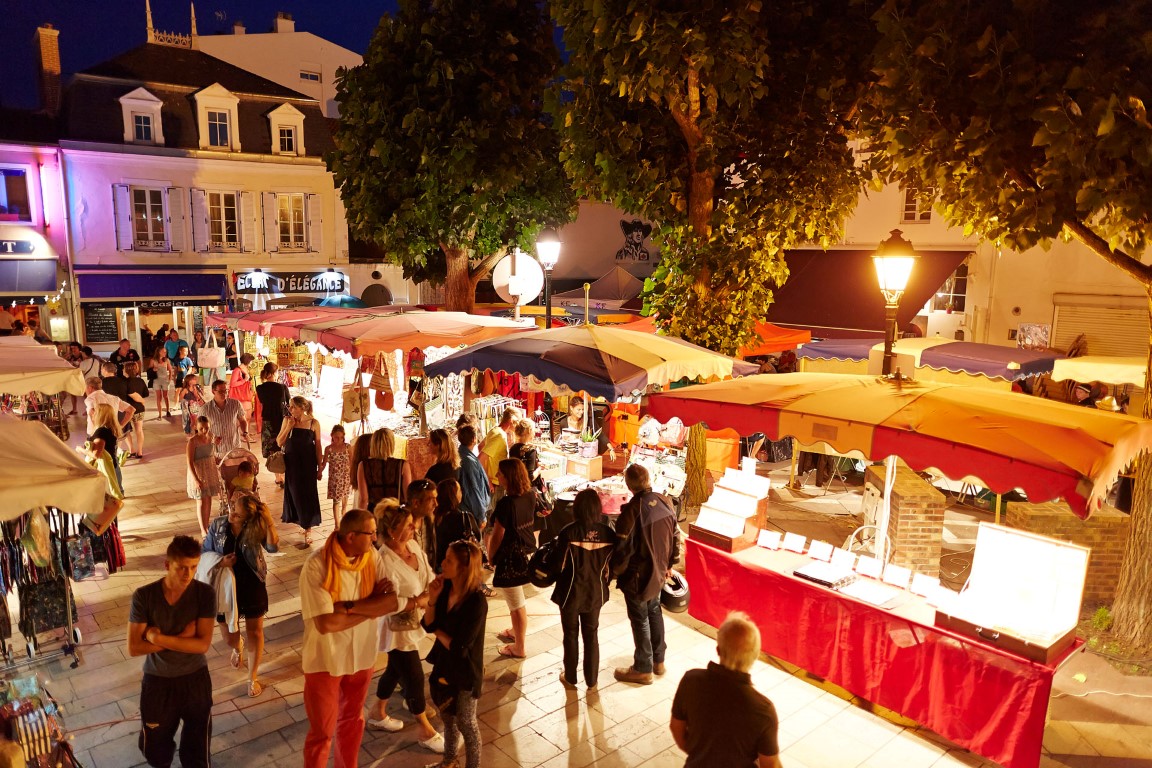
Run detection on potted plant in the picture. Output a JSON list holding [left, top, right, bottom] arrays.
[[579, 427, 601, 458]]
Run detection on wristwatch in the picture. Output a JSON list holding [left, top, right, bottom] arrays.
[[343, 600, 355, 612]]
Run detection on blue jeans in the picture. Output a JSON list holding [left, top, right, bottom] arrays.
[[623, 591, 665, 674]]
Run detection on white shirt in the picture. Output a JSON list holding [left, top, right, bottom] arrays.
[[299, 547, 390, 676], [0, 308, 14, 330], [84, 390, 129, 437], [377, 540, 433, 653]]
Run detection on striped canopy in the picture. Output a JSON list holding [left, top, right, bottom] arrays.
[[647, 372, 1152, 518]]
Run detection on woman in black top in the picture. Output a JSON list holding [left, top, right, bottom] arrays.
[[225, 335, 239, 370], [357, 428, 412, 511], [422, 539, 487, 768], [434, 478, 481, 574], [549, 489, 618, 688], [508, 420, 540, 481], [254, 363, 290, 484], [488, 457, 536, 658], [123, 361, 150, 459], [88, 402, 123, 492], [424, 428, 459, 486]]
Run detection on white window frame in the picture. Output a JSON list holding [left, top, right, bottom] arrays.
[[267, 103, 306, 156], [276, 193, 307, 250], [207, 191, 240, 251], [207, 111, 230, 148], [193, 83, 241, 152], [0, 165, 35, 225], [300, 70, 321, 83], [133, 113, 154, 143], [902, 186, 933, 223], [130, 186, 168, 250], [278, 126, 296, 155], [118, 87, 165, 145]]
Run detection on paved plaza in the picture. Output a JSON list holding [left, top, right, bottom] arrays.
[[16, 412, 1152, 767]]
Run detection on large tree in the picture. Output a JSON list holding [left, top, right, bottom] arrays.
[[328, 0, 577, 313], [858, 0, 1152, 649], [548, 0, 870, 354]]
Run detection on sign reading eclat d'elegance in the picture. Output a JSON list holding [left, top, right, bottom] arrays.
[[235, 270, 346, 294], [0, 240, 35, 254]]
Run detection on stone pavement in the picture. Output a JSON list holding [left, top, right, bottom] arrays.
[[16, 412, 1152, 767]]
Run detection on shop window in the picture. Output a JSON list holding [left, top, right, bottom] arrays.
[[278, 127, 296, 155], [931, 262, 968, 313], [207, 111, 230, 148], [277, 193, 306, 249], [132, 187, 167, 249], [208, 191, 240, 250], [902, 185, 933, 223], [0, 168, 32, 223]]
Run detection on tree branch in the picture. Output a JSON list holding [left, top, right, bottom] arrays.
[[468, 247, 508, 284]]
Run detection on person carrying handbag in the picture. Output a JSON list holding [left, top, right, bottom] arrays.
[[488, 458, 537, 659]]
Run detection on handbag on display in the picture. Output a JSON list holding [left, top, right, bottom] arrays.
[[266, 451, 286, 474], [342, 383, 370, 423], [18, 577, 78, 638], [408, 380, 426, 408], [198, 331, 225, 369], [375, 389, 395, 412], [66, 535, 96, 582], [369, 352, 392, 392]]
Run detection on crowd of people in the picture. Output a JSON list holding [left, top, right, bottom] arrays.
[[49, 331, 783, 768]]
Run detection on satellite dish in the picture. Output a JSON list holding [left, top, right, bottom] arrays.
[[492, 251, 544, 305]]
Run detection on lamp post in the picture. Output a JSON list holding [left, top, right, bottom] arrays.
[[536, 227, 561, 440], [872, 229, 918, 377]]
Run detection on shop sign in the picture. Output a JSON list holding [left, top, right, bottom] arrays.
[[235, 270, 346, 294], [0, 240, 35, 254]]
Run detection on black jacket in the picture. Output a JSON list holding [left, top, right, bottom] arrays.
[[549, 520, 618, 613], [613, 489, 681, 602], [423, 583, 487, 696]]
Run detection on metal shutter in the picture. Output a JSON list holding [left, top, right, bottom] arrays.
[[1052, 301, 1147, 357]]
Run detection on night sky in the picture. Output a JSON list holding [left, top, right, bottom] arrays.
[[1, 0, 398, 109]]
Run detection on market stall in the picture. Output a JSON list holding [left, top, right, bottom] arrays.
[[646, 372, 1152, 768], [0, 337, 83, 440], [425, 325, 758, 531], [619, 315, 812, 358]]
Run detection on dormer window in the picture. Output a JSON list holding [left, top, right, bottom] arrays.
[[266, 103, 306, 156], [133, 114, 153, 142], [278, 127, 296, 154], [193, 83, 241, 152], [208, 111, 230, 147], [118, 87, 165, 145]]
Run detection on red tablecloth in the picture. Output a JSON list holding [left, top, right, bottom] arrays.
[[687, 540, 1074, 768]]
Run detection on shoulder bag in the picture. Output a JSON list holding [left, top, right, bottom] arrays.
[[199, 331, 225, 369]]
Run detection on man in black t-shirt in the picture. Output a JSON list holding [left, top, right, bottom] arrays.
[[670, 611, 781, 768], [100, 361, 129, 401], [127, 536, 216, 768], [109, 338, 142, 374]]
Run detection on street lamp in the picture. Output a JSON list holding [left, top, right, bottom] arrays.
[[873, 229, 918, 377], [536, 227, 561, 440]]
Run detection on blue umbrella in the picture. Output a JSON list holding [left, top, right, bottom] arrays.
[[317, 295, 367, 308]]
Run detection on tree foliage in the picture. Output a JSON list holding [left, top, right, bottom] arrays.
[[548, 0, 869, 354], [328, 0, 577, 312], [858, 0, 1152, 650]]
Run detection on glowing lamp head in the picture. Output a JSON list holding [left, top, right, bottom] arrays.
[[536, 228, 561, 271], [873, 229, 918, 304]]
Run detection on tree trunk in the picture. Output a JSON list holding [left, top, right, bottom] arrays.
[[443, 246, 474, 314], [1110, 286, 1152, 652]]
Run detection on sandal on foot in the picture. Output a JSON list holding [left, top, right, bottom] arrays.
[[496, 629, 515, 643], [248, 680, 263, 698], [230, 639, 245, 669], [497, 644, 525, 659]]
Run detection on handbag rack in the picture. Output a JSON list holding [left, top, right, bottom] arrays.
[[470, 395, 519, 435], [0, 508, 82, 674]]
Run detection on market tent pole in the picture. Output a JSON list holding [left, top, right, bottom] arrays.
[[875, 455, 897, 562]]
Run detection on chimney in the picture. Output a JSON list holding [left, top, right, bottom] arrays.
[[232, 20, 246, 34], [33, 23, 61, 117], [273, 11, 295, 33]]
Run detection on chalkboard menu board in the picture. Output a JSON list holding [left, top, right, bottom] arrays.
[[83, 307, 119, 344], [192, 307, 205, 334]]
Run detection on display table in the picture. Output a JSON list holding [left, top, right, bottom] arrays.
[[686, 540, 1079, 768]]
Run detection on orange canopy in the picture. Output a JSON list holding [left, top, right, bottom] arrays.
[[618, 316, 810, 357]]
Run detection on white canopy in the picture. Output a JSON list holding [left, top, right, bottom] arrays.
[[0, 418, 105, 520], [0, 336, 85, 395]]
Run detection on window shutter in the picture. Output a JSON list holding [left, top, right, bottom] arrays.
[[112, 184, 134, 251], [166, 187, 187, 253], [262, 192, 279, 253], [190, 188, 209, 252], [306, 193, 323, 253], [240, 191, 258, 253]]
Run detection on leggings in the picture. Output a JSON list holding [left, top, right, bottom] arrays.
[[441, 692, 481, 768], [375, 648, 427, 715]]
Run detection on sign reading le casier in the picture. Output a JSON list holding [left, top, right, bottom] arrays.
[[235, 270, 346, 294]]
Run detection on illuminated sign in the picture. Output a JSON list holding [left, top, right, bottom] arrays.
[[235, 270, 346, 294], [0, 240, 35, 254]]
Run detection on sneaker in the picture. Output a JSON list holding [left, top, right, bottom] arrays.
[[613, 666, 654, 685], [366, 715, 405, 732], [653, 662, 666, 676], [419, 732, 446, 753]]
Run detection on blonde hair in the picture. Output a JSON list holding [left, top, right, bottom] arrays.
[[92, 403, 122, 437], [236, 494, 278, 551], [448, 539, 484, 595], [290, 395, 312, 415], [513, 419, 535, 443], [371, 497, 402, 537], [430, 428, 459, 469], [369, 428, 396, 460]]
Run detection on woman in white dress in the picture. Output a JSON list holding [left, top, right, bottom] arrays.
[[366, 502, 443, 753]]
